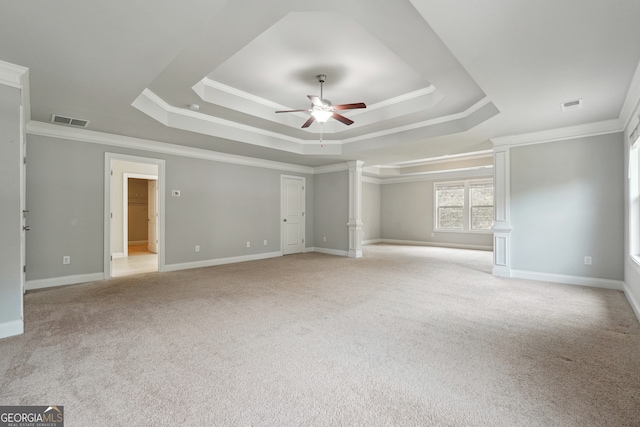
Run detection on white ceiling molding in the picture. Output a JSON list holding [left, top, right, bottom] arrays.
[[342, 97, 495, 145], [378, 149, 494, 169], [134, 87, 498, 157], [491, 118, 622, 148], [0, 59, 28, 88], [194, 77, 443, 134], [620, 58, 640, 130], [0, 60, 30, 122], [132, 88, 344, 155], [26, 121, 315, 175], [377, 166, 493, 184]]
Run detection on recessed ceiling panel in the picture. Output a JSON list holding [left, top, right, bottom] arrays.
[[207, 12, 430, 109]]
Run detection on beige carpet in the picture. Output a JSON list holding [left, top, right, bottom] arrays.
[[1, 244, 639, 426]]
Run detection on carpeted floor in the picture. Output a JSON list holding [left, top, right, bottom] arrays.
[[1, 244, 639, 426]]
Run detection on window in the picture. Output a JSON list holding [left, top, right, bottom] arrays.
[[435, 179, 494, 232]]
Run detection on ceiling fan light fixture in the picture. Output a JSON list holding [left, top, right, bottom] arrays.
[[311, 109, 333, 123]]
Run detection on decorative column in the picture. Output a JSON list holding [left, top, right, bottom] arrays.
[[347, 160, 364, 258], [492, 145, 512, 277]]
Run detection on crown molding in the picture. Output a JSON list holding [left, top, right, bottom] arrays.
[[377, 165, 493, 184], [0, 60, 28, 88], [491, 119, 622, 148], [620, 58, 640, 131], [343, 97, 493, 144], [136, 85, 492, 155], [132, 88, 338, 155], [378, 149, 494, 169], [0, 60, 30, 122], [26, 121, 315, 174]]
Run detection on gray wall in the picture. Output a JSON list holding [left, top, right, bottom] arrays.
[[362, 181, 381, 241], [25, 134, 314, 280], [380, 177, 494, 248], [0, 85, 22, 327], [510, 133, 624, 280], [313, 171, 349, 252]]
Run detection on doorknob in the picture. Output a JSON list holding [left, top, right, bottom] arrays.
[[23, 226, 30, 231], [283, 219, 287, 222]]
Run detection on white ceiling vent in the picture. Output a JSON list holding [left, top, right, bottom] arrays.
[[560, 99, 583, 112], [51, 114, 90, 128]]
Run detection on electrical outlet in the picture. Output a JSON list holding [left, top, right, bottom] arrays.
[[195, 245, 200, 252], [263, 240, 267, 246], [172, 190, 181, 197], [246, 241, 250, 248], [62, 256, 71, 265], [323, 236, 327, 242], [584, 256, 592, 265]]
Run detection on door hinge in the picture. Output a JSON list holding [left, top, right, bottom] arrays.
[[302, 186, 304, 190], [110, 212, 113, 219], [302, 212, 305, 216], [110, 170, 113, 176], [302, 238, 304, 243], [23, 265, 26, 273], [110, 255, 113, 261], [23, 156, 26, 165]]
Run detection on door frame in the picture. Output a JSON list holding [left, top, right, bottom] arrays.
[[122, 173, 158, 257], [280, 175, 306, 255], [104, 153, 165, 279]]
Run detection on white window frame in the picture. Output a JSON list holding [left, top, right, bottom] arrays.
[[434, 178, 494, 234]]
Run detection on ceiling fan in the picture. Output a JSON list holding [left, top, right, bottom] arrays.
[[276, 74, 366, 128]]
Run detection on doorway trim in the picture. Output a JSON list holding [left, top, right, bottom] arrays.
[[104, 153, 166, 279], [122, 173, 158, 258]]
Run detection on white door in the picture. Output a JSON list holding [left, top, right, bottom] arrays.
[[282, 176, 305, 255], [147, 179, 158, 254]]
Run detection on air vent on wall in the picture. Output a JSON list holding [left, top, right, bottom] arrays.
[[51, 114, 90, 128], [560, 99, 583, 112]]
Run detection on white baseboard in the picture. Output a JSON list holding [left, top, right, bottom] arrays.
[[0, 319, 23, 339], [493, 265, 512, 278], [112, 252, 125, 259], [511, 270, 624, 291], [380, 239, 493, 251], [26, 272, 105, 291], [363, 239, 383, 245], [623, 283, 640, 323], [164, 251, 282, 272], [312, 247, 349, 257]]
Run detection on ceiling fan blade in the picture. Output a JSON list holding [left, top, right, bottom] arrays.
[[331, 112, 354, 126], [301, 115, 316, 128], [275, 109, 309, 113], [333, 102, 366, 111], [308, 95, 323, 107]]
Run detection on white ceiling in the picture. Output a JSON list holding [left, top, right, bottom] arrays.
[[1, 0, 639, 168]]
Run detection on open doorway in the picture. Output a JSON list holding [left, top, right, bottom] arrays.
[[105, 154, 165, 279], [113, 174, 158, 277]]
